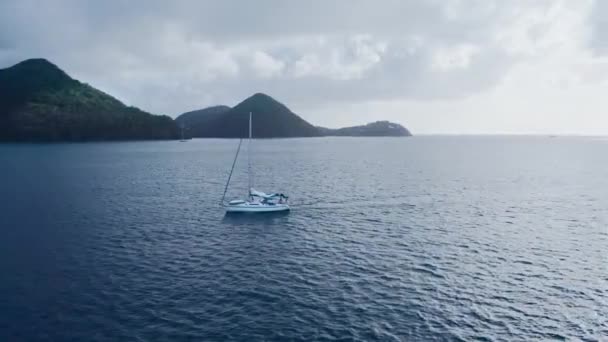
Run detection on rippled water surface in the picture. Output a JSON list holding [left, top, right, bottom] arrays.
[[1, 136, 606, 341]]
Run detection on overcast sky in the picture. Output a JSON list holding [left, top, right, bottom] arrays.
[[1, 0, 607, 134]]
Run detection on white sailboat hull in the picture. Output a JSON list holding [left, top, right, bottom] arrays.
[[226, 202, 290, 213]]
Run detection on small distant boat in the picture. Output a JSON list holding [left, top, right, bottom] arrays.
[[179, 124, 187, 142], [222, 112, 290, 213]]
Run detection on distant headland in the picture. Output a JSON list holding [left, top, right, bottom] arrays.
[[176, 93, 412, 138], [0, 58, 412, 141]]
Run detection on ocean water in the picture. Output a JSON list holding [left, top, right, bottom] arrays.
[[0, 136, 606, 341]]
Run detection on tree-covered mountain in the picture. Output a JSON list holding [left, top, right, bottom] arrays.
[[175, 105, 231, 137], [176, 94, 412, 138], [1, 58, 412, 141], [0, 58, 178, 141], [176, 93, 321, 138]]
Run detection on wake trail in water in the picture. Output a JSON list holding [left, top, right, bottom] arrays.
[[289, 195, 418, 210]]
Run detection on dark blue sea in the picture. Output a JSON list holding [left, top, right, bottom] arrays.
[[0, 136, 606, 341]]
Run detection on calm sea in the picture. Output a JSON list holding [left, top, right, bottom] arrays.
[[0, 136, 606, 341]]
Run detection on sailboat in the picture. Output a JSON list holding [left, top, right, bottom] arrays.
[[222, 112, 290, 213], [179, 123, 187, 142]]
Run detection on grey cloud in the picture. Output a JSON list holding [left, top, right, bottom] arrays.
[[236, 39, 513, 109], [590, 0, 608, 55], [0, 0, 569, 116]]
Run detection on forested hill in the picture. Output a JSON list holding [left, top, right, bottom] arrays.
[[0, 58, 178, 141]]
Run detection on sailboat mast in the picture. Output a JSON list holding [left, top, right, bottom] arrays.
[[248, 112, 252, 193]]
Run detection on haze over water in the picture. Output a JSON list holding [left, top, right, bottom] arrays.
[[1, 136, 606, 341]]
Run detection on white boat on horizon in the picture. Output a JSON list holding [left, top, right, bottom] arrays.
[[222, 112, 290, 213], [179, 123, 188, 142]]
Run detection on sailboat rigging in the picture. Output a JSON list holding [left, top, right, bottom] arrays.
[[222, 112, 290, 213]]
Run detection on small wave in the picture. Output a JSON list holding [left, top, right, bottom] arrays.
[[411, 266, 446, 279], [513, 260, 533, 265]]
